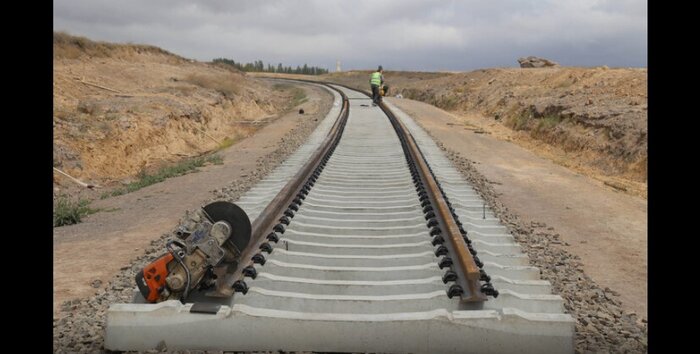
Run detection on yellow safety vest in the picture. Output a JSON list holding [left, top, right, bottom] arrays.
[[370, 72, 382, 86]]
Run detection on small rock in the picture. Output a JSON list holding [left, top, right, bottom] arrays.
[[155, 340, 167, 351], [517, 56, 559, 68], [598, 312, 614, 322], [90, 279, 102, 288]]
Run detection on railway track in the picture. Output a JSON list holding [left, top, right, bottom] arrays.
[[105, 82, 574, 353]]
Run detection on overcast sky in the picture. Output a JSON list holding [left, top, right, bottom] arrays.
[[54, 0, 647, 72]]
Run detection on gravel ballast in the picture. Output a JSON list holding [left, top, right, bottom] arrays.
[[431, 137, 648, 353]]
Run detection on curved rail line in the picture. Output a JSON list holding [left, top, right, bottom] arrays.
[[205, 81, 351, 298], [105, 81, 574, 353], [206, 80, 495, 302]]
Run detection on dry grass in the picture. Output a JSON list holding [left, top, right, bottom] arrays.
[[101, 154, 224, 199], [276, 84, 307, 106], [183, 73, 243, 98], [218, 137, 237, 150], [53, 32, 293, 199], [53, 31, 185, 61], [209, 61, 244, 74]]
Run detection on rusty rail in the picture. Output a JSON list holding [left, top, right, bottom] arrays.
[[208, 79, 486, 302], [378, 100, 486, 302], [206, 81, 349, 297], [315, 81, 487, 300]]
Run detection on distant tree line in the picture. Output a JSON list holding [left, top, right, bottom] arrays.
[[212, 58, 328, 75]]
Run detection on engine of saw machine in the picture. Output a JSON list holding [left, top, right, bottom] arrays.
[[135, 201, 251, 303]]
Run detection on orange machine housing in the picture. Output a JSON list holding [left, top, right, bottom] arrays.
[[135, 253, 174, 303]]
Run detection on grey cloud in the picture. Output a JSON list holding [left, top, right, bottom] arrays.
[[54, 0, 646, 71]]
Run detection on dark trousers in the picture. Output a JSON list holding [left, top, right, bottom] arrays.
[[371, 84, 381, 105]]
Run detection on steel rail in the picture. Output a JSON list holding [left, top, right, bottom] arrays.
[[206, 81, 350, 297], [378, 100, 486, 301], [208, 79, 486, 302], [315, 82, 486, 301]]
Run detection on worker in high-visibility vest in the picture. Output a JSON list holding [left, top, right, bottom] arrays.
[[369, 65, 385, 106]]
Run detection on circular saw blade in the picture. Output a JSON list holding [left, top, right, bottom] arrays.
[[202, 201, 251, 252]]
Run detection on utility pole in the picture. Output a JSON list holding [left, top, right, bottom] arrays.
[[336, 60, 341, 72]]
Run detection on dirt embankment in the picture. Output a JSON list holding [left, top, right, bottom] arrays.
[[322, 68, 647, 196], [53, 32, 298, 193]]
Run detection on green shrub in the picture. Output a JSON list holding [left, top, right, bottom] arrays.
[[536, 114, 563, 131], [507, 111, 532, 131], [54, 197, 97, 227], [102, 154, 223, 199]]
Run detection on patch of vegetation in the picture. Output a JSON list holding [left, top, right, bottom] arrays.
[[507, 110, 564, 133], [212, 58, 329, 75], [554, 80, 574, 89], [507, 110, 532, 131], [101, 154, 223, 199], [291, 87, 308, 106], [434, 94, 460, 110], [273, 84, 307, 107], [217, 137, 237, 150], [536, 114, 563, 131], [97, 121, 112, 135], [54, 31, 184, 60], [184, 74, 241, 98], [399, 88, 432, 102], [208, 155, 224, 165], [273, 83, 291, 91], [53, 197, 98, 227]]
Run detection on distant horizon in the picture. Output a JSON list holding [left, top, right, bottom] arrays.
[[56, 30, 647, 72], [54, 0, 646, 71]]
